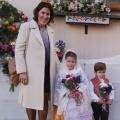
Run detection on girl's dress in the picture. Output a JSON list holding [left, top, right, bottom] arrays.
[[64, 98, 92, 120], [53, 50, 93, 120]]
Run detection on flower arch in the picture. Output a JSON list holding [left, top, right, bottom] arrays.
[[0, 0, 28, 91]]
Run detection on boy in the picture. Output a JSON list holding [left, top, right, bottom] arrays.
[[90, 62, 114, 120]]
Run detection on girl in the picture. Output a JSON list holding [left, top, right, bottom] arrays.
[[53, 50, 92, 120]]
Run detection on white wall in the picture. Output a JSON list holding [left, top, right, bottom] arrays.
[[52, 17, 120, 59], [0, 0, 120, 120], [7, 0, 40, 20]]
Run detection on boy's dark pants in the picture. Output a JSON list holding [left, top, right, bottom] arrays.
[[92, 102, 109, 120]]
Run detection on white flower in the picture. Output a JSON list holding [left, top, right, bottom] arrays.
[[56, 47, 60, 52], [57, 0, 60, 4], [66, 78, 70, 80], [100, 83, 108, 88], [0, 4, 2, 9], [58, 6, 62, 11], [95, 0, 104, 3], [68, 4, 73, 10], [6, 56, 12, 60], [74, 6, 77, 10], [87, 3, 94, 8], [101, 4, 106, 9], [11, 42, 15, 46], [69, 2, 77, 11], [99, 0, 104, 3], [79, 3, 84, 9], [50, 0, 54, 5], [106, 7, 111, 13], [14, 22, 21, 28], [101, 4, 106, 11], [57, 3, 60, 5]]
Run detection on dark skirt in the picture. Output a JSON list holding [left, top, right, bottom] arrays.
[[44, 64, 50, 93]]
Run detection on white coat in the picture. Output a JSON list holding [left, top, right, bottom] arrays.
[[15, 19, 59, 110]]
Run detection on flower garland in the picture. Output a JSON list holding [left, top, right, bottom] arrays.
[[0, 0, 28, 91], [53, 0, 111, 15]]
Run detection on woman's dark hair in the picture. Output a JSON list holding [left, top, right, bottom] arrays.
[[94, 62, 106, 72], [33, 2, 54, 24], [65, 51, 77, 59]]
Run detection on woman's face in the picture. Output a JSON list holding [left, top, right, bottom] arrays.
[[38, 7, 50, 27]]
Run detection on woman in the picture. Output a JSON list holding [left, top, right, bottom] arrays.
[[15, 2, 59, 120]]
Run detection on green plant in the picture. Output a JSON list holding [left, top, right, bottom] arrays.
[[80, 0, 94, 14]]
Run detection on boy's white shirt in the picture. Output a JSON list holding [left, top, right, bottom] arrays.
[[89, 78, 114, 102]]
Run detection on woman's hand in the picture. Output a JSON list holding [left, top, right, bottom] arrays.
[[19, 73, 28, 85]]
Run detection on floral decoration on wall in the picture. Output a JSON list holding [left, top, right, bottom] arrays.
[[53, 0, 111, 15], [0, 0, 28, 91]]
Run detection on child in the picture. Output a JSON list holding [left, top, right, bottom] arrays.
[[90, 62, 114, 120], [53, 50, 92, 120]]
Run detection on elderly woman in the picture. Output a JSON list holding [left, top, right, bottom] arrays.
[[15, 2, 59, 120]]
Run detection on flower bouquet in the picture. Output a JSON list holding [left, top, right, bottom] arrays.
[[55, 40, 65, 62], [62, 74, 82, 105], [98, 83, 113, 111]]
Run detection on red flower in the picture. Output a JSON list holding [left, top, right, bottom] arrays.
[[9, 38, 16, 43], [71, 77, 76, 82], [62, 79, 66, 83], [23, 17, 28, 22], [56, 52, 63, 57], [21, 12, 24, 16], [66, 75, 70, 78], [73, 1, 75, 4]]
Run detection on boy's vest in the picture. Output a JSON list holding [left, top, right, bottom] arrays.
[[91, 77, 109, 97]]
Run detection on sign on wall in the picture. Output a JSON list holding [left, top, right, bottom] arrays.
[[66, 15, 110, 25]]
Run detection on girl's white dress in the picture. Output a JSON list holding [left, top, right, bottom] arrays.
[[54, 62, 93, 120], [64, 98, 92, 120]]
